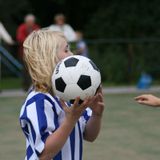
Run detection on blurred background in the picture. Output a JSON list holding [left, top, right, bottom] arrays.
[[1, 0, 160, 87], [1, 0, 160, 160]]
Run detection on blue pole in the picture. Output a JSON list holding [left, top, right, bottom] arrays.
[[0, 46, 23, 70]]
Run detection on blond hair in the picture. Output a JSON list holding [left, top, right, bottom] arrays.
[[23, 29, 67, 92]]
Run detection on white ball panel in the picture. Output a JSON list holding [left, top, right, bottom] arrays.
[[90, 71, 101, 88], [64, 85, 96, 101], [64, 84, 83, 100], [80, 86, 96, 99], [53, 89, 68, 101], [64, 67, 81, 84]]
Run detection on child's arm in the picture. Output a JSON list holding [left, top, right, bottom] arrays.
[[39, 97, 91, 160], [84, 87, 105, 142], [135, 94, 160, 107]]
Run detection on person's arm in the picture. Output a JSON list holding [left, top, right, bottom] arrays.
[[84, 87, 105, 142], [39, 117, 77, 160], [134, 94, 160, 107], [39, 97, 91, 160], [0, 22, 14, 45]]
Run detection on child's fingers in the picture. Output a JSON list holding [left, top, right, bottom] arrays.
[[135, 94, 152, 100], [134, 95, 142, 100], [99, 85, 103, 93], [73, 97, 80, 107], [96, 85, 102, 94], [80, 97, 91, 109], [97, 101, 105, 107], [134, 96, 146, 101], [136, 99, 144, 102], [97, 93, 103, 102], [60, 99, 67, 110], [89, 95, 97, 104], [137, 100, 148, 105]]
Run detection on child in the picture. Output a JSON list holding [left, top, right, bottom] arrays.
[[135, 94, 160, 107], [19, 29, 104, 160], [75, 31, 89, 57]]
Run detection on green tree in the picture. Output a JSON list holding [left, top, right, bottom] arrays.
[[85, 0, 160, 38], [0, 0, 32, 36]]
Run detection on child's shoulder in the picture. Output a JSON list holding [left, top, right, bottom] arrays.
[[26, 90, 55, 102], [22, 90, 62, 112], [20, 91, 63, 120]]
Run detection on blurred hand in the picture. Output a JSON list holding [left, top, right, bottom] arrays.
[[134, 94, 160, 107]]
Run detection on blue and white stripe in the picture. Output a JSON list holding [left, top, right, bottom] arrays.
[[20, 91, 91, 160]]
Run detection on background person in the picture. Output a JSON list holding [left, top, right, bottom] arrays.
[[48, 13, 77, 42], [16, 14, 40, 91], [75, 30, 89, 57], [0, 21, 15, 92], [16, 14, 40, 60]]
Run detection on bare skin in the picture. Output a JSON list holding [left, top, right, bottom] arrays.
[[84, 87, 104, 141], [134, 94, 160, 107]]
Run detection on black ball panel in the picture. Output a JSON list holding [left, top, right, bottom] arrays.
[[55, 77, 66, 92], [64, 57, 79, 67], [77, 75, 91, 90], [89, 60, 99, 72]]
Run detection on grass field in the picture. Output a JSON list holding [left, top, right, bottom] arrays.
[[0, 77, 22, 89], [0, 93, 160, 160]]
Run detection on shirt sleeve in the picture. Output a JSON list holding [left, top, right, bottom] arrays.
[[64, 24, 77, 42], [26, 95, 58, 156], [77, 41, 86, 49], [80, 108, 92, 132]]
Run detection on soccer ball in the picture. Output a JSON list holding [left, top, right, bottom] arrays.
[[52, 55, 101, 103]]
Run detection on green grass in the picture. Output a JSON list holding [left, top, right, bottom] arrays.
[[0, 96, 25, 159], [0, 77, 22, 89], [84, 94, 160, 160], [1, 94, 160, 160]]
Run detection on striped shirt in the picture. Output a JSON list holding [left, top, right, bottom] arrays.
[[19, 91, 92, 160]]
